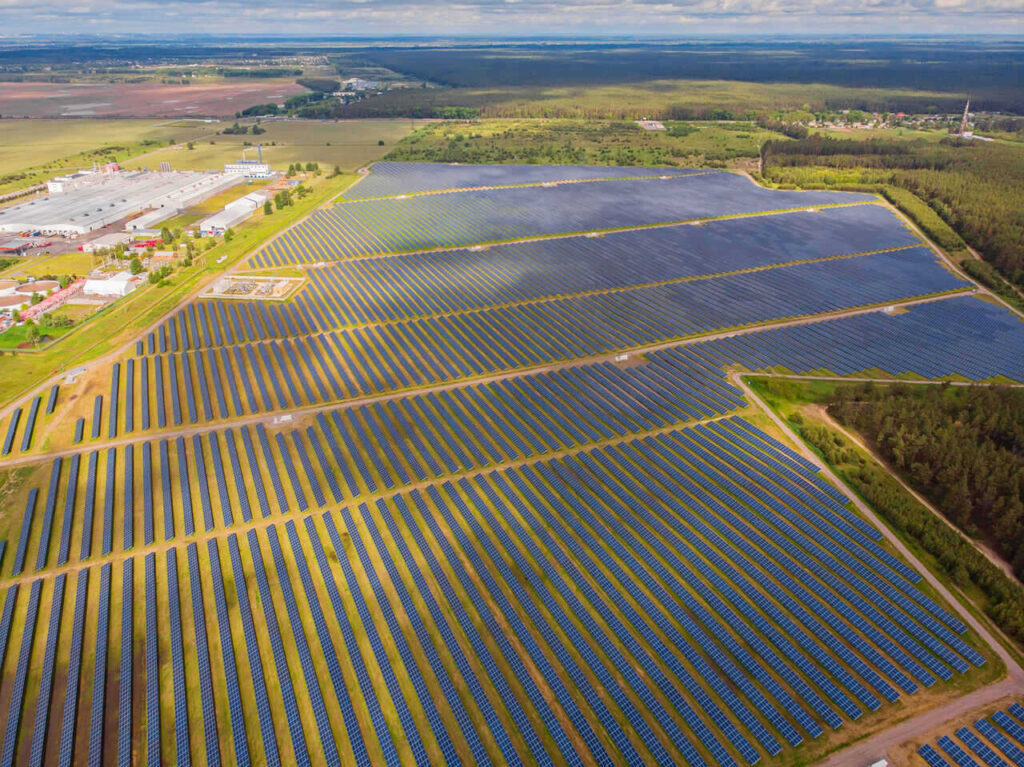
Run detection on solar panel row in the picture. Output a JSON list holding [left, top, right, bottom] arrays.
[[304, 205, 919, 326], [341, 161, 708, 199], [0, 413, 1001, 767], [254, 171, 874, 266], [918, 707, 1024, 767], [125, 247, 968, 428]]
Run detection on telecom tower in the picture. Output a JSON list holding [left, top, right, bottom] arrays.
[[959, 98, 971, 135]]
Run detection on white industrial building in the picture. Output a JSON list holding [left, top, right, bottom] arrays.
[[343, 78, 380, 91], [0, 170, 244, 237], [83, 272, 138, 298], [199, 191, 269, 236], [82, 232, 133, 253], [224, 162, 273, 179]]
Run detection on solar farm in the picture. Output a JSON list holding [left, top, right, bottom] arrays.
[[0, 160, 1022, 766]]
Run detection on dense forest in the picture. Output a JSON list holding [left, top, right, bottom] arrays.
[[827, 384, 1024, 577], [763, 136, 1024, 284], [346, 41, 1024, 111]]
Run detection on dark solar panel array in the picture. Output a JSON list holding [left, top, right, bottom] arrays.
[[57, 569, 89, 767], [918, 708, 1024, 767], [256, 171, 874, 265], [88, 563, 111, 767], [20, 395, 41, 452]]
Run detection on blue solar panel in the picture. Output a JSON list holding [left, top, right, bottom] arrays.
[[80, 452, 98, 561], [364, 502, 504, 764], [920, 745, 954, 767], [166, 549, 192, 765], [119, 444, 133, 552], [957, 727, 1009, 767], [160, 440, 174, 542], [206, 539, 252, 766], [324, 510, 445, 766], [45, 384, 59, 415], [12, 487, 39, 575], [939, 735, 982, 767], [0, 587, 18, 688], [34, 458, 62, 571], [108, 363, 120, 438], [224, 429, 253, 523], [20, 395, 41, 452], [500, 466, 789, 753], [142, 442, 154, 545], [102, 448, 116, 556], [1, 408, 21, 455], [57, 569, 90, 767], [303, 516, 403, 766], [244, 530, 311, 767], [145, 553, 161, 766], [28, 573, 66, 767], [177, 436, 195, 536], [225, 536, 281, 766], [1, 579, 42, 767], [89, 561, 112, 765], [117, 560, 132, 767], [976, 719, 1024, 765], [91, 395, 102, 440], [264, 525, 343, 767]]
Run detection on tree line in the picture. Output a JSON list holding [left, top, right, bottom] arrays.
[[763, 136, 1024, 286]]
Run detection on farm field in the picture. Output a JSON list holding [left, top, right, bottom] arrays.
[[0, 119, 215, 177], [0, 79, 305, 118], [324, 77, 966, 120], [0, 160, 1022, 767], [121, 119, 429, 174]]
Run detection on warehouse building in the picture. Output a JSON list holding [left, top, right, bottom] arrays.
[[0, 170, 243, 237], [82, 232, 133, 253], [199, 191, 269, 236], [83, 272, 138, 298]]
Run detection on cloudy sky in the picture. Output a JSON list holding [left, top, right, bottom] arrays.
[[1, 0, 1021, 35]]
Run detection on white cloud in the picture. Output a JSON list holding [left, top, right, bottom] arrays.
[[0, 0, 1022, 33]]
